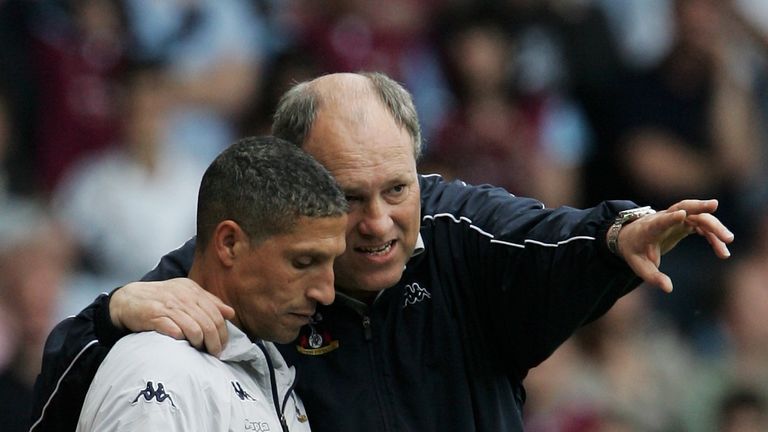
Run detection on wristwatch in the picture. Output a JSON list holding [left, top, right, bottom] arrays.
[[607, 206, 656, 255]]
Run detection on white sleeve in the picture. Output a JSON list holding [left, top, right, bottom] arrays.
[[76, 333, 226, 432]]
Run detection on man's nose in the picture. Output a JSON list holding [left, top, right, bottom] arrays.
[[308, 265, 336, 306], [357, 199, 393, 237]]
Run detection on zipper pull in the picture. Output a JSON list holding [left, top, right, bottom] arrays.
[[362, 315, 372, 341]]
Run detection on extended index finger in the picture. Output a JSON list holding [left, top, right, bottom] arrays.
[[668, 199, 719, 215]]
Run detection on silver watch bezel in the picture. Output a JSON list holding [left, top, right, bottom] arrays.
[[608, 206, 656, 255]]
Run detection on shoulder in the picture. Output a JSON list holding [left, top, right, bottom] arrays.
[[81, 332, 226, 423], [90, 331, 224, 394], [79, 332, 225, 430], [418, 173, 545, 229], [104, 331, 213, 374]]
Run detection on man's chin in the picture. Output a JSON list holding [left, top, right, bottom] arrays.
[[350, 272, 402, 294], [335, 259, 406, 295], [274, 331, 301, 345]]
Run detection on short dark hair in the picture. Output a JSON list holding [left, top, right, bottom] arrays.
[[272, 72, 423, 159], [195, 136, 348, 249]]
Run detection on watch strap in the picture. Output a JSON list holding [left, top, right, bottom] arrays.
[[607, 206, 656, 255]]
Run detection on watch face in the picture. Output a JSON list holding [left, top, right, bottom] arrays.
[[619, 206, 655, 222]]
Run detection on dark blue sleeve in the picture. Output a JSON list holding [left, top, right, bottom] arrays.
[[139, 237, 196, 282], [419, 175, 641, 374], [29, 238, 197, 430], [30, 295, 111, 431]]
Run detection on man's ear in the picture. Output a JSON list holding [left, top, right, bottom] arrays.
[[213, 220, 247, 267]]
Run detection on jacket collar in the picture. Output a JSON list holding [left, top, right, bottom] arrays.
[[219, 322, 259, 362], [219, 322, 287, 371], [412, 233, 425, 257]]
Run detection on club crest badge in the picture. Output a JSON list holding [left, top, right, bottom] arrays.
[[296, 313, 339, 355]]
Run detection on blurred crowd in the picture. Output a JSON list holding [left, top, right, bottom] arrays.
[[1, 0, 767, 431]]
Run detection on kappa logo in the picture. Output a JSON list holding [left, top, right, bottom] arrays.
[[403, 282, 431, 308], [132, 381, 175, 407], [232, 381, 256, 401]]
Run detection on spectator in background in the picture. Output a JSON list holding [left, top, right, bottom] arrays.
[[596, 0, 675, 71], [682, 209, 768, 431], [0, 200, 74, 432], [26, 0, 129, 194], [519, 339, 591, 431], [0, 76, 75, 432], [441, 1, 627, 210], [728, 0, 768, 218], [426, 6, 591, 207], [603, 0, 765, 337], [287, 0, 451, 143], [717, 387, 768, 432], [427, 12, 538, 195], [52, 60, 201, 299], [237, 47, 322, 138], [525, 288, 693, 431], [120, 0, 268, 168], [614, 0, 762, 215], [0, 0, 39, 196]]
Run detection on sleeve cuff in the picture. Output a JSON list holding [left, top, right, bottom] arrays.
[[94, 288, 132, 347]]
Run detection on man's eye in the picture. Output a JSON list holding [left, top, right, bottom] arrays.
[[293, 257, 313, 269], [345, 195, 362, 202], [387, 184, 408, 197], [390, 184, 406, 194]]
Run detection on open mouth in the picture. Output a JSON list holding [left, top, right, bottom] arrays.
[[355, 240, 396, 256]]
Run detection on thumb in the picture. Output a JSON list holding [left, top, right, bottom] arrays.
[[626, 254, 674, 293]]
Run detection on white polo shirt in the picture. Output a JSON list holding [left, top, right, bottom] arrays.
[[77, 322, 311, 431]]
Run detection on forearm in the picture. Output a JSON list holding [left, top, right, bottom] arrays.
[[97, 290, 132, 346]]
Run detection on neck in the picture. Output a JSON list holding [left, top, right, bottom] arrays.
[[186, 256, 208, 293]]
